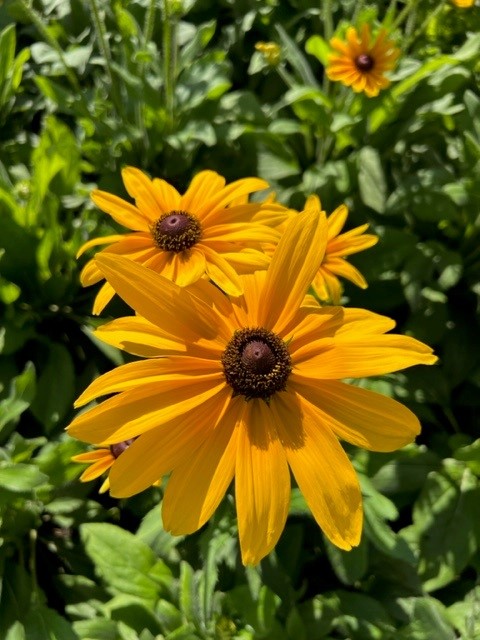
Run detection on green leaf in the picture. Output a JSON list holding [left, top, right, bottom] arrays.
[[23, 605, 78, 640], [80, 523, 172, 601], [324, 535, 369, 585], [0, 462, 48, 494], [0, 560, 31, 638], [0, 362, 36, 442], [275, 24, 318, 87], [305, 35, 330, 66], [30, 343, 75, 432], [397, 597, 456, 640], [357, 147, 387, 213]]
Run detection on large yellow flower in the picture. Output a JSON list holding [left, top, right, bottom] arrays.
[[78, 168, 279, 314], [451, 0, 474, 6], [307, 195, 378, 303], [68, 206, 437, 565], [326, 25, 399, 97]]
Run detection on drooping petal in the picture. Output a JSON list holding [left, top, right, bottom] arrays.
[[95, 253, 232, 342], [162, 396, 244, 534], [80, 259, 104, 286], [68, 379, 227, 445], [170, 247, 207, 287], [76, 234, 124, 259], [272, 392, 363, 550], [92, 281, 115, 315], [291, 379, 421, 452], [259, 209, 328, 333], [235, 400, 291, 565], [108, 387, 233, 497], [91, 190, 149, 231]]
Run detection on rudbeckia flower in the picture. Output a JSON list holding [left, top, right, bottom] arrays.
[[451, 0, 474, 6], [78, 168, 279, 314], [307, 195, 378, 303], [68, 205, 437, 565], [72, 440, 135, 493], [326, 24, 400, 97]]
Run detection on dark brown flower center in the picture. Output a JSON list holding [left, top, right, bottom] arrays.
[[150, 210, 202, 252], [355, 53, 375, 72], [222, 327, 292, 401], [110, 439, 135, 458]]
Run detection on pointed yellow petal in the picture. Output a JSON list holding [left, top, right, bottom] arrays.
[[326, 204, 348, 240], [152, 177, 181, 212], [108, 387, 233, 497], [180, 171, 226, 215], [171, 247, 207, 287], [272, 393, 363, 550], [162, 396, 244, 533], [195, 177, 269, 222], [74, 356, 221, 407], [325, 258, 368, 289], [91, 190, 149, 231], [92, 281, 115, 315], [72, 449, 111, 463], [67, 379, 227, 445], [202, 223, 279, 244], [122, 167, 164, 221], [79, 455, 114, 482], [259, 209, 328, 333], [95, 253, 232, 342], [294, 334, 437, 379], [292, 379, 421, 452], [202, 245, 243, 296], [235, 400, 291, 565], [77, 235, 124, 259], [80, 259, 104, 286]]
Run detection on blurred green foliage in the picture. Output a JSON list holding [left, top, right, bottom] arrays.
[[1, 0, 480, 638]]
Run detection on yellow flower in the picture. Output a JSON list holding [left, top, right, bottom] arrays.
[[326, 25, 399, 97], [305, 195, 378, 303], [451, 0, 475, 5], [78, 168, 279, 314], [72, 440, 135, 493], [255, 41, 282, 66], [68, 205, 437, 565]]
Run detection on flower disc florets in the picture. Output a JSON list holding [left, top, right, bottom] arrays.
[[150, 211, 202, 252], [222, 328, 292, 400], [110, 439, 135, 458], [355, 53, 375, 71]]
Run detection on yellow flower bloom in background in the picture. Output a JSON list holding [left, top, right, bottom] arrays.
[[255, 41, 282, 66], [72, 440, 135, 493], [68, 206, 437, 565], [326, 24, 400, 97], [306, 195, 378, 303], [78, 168, 279, 314], [451, 0, 474, 6]]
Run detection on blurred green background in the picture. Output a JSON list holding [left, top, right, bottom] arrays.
[[1, 0, 480, 638]]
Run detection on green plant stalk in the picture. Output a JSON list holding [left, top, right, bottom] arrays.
[[143, 0, 157, 44], [88, 0, 124, 118], [162, 0, 178, 129], [19, 1, 80, 93], [391, 0, 421, 32], [404, 0, 448, 50]]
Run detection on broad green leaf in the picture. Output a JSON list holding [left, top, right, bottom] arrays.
[[0, 362, 36, 441], [275, 24, 318, 87], [324, 535, 368, 585], [305, 35, 330, 66], [357, 147, 387, 213], [23, 605, 78, 640], [397, 597, 456, 640], [0, 462, 48, 493], [80, 523, 172, 601]]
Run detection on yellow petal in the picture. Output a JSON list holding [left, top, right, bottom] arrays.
[[74, 356, 221, 407], [325, 258, 368, 289], [202, 223, 279, 244], [202, 245, 243, 296], [122, 167, 164, 221], [292, 379, 421, 452], [91, 190, 149, 231], [76, 234, 124, 259], [326, 204, 348, 240], [194, 177, 269, 222], [162, 396, 244, 533], [108, 387, 233, 497], [293, 334, 437, 379], [272, 392, 363, 550], [72, 449, 111, 463], [171, 247, 207, 287], [152, 177, 181, 212], [95, 253, 232, 343], [80, 259, 104, 286], [336, 307, 396, 335], [235, 400, 291, 565], [79, 455, 114, 482], [92, 281, 115, 315], [259, 209, 328, 334], [67, 379, 227, 445], [180, 171, 226, 215]]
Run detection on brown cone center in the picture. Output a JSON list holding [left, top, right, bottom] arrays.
[[241, 340, 276, 374], [110, 439, 135, 458], [355, 53, 375, 72]]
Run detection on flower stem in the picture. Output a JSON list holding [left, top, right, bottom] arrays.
[[162, 0, 178, 129], [404, 0, 448, 50], [391, 0, 421, 32], [143, 0, 157, 44]]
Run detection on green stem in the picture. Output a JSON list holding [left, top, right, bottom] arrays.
[[404, 0, 448, 50], [391, 0, 421, 32], [29, 529, 39, 604], [352, 0, 366, 23], [20, 1, 80, 93], [143, 0, 157, 44], [88, 0, 124, 117], [162, 0, 177, 129]]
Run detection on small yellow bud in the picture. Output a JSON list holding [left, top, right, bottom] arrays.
[[255, 41, 281, 66]]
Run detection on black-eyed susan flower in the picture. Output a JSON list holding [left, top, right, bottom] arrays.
[[326, 24, 399, 97], [72, 440, 135, 493], [68, 205, 437, 565], [78, 168, 279, 314], [306, 195, 378, 303], [451, 0, 474, 6]]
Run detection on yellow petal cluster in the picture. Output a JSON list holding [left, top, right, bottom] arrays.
[[71, 169, 437, 566]]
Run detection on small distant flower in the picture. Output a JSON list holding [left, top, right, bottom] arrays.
[[450, 0, 474, 6], [306, 195, 378, 304], [72, 440, 135, 493], [255, 41, 282, 66], [68, 204, 437, 565], [326, 25, 399, 97], [78, 168, 280, 314]]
